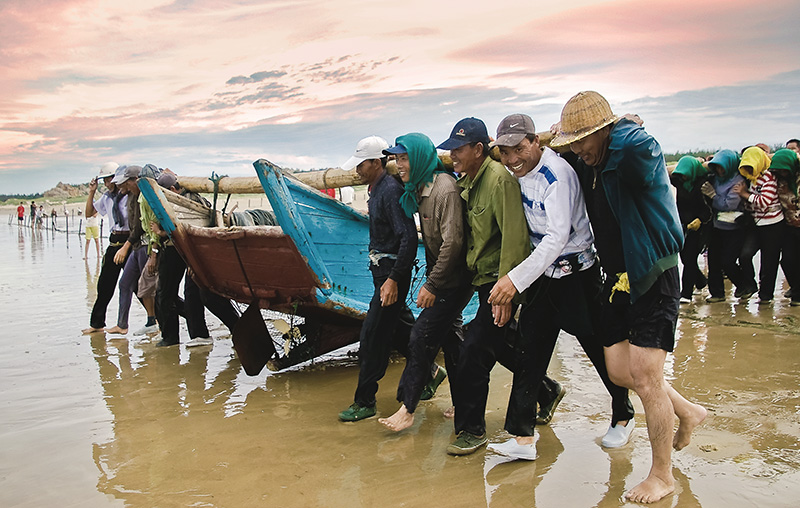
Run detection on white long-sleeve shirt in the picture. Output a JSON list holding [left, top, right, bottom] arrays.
[[507, 147, 596, 292]]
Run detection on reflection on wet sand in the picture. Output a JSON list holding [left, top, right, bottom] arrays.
[[2, 226, 800, 507]]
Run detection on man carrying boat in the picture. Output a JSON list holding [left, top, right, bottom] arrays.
[[434, 117, 531, 455], [484, 114, 634, 460], [82, 163, 131, 335], [550, 91, 707, 503], [378, 133, 473, 432], [338, 136, 419, 422]]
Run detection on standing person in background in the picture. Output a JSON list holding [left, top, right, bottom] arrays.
[[551, 91, 706, 503], [84, 209, 101, 259], [702, 149, 754, 302], [771, 149, 800, 305], [336, 136, 419, 422], [670, 156, 712, 303], [82, 163, 130, 335], [785, 139, 799, 154], [17, 202, 25, 226], [30, 201, 36, 225], [734, 146, 784, 304], [434, 117, 530, 456], [378, 132, 471, 433]]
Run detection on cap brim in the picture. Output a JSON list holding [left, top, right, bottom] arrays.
[[550, 116, 618, 147], [341, 155, 365, 171], [382, 145, 407, 155], [110, 176, 129, 185], [436, 138, 469, 151], [489, 133, 527, 148]]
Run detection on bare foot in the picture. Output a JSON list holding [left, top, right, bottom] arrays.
[[81, 327, 104, 335], [378, 404, 415, 432], [443, 406, 455, 419], [625, 474, 675, 503], [674, 403, 707, 450], [106, 326, 128, 335]]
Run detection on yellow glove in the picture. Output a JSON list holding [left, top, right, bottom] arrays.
[[687, 218, 702, 231], [609, 272, 630, 303]]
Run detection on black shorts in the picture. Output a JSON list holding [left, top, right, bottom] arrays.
[[602, 266, 679, 352]]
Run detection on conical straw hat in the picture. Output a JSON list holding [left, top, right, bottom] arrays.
[[550, 91, 617, 147]]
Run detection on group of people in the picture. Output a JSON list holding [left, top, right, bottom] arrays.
[[337, 91, 708, 504], [671, 140, 800, 305], [81, 163, 240, 348], [16, 200, 51, 228]]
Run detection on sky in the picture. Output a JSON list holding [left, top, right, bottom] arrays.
[[1, 0, 798, 194]]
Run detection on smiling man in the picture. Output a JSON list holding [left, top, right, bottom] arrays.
[[486, 114, 634, 460], [436, 117, 530, 456]]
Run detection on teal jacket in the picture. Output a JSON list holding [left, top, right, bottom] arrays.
[[601, 119, 683, 301]]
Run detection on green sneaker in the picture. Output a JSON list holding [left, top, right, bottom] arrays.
[[420, 366, 447, 401], [446, 431, 488, 456], [338, 403, 376, 422], [536, 382, 567, 425]]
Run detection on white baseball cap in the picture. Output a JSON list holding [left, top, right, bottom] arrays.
[[97, 162, 119, 179], [341, 136, 390, 170]]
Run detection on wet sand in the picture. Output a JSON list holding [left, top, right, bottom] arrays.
[[1, 223, 799, 508]]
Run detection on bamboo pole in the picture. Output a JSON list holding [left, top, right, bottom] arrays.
[[177, 129, 561, 194]]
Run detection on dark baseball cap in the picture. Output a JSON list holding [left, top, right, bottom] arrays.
[[436, 117, 491, 151], [490, 114, 536, 147], [382, 144, 408, 155]]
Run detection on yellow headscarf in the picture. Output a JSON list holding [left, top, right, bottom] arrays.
[[739, 146, 772, 183]]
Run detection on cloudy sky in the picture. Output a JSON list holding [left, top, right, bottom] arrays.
[[1, 0, 798, 194]]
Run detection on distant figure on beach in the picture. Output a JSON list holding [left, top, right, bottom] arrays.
[[36, 205, 44, 228], [336, 136, 419, 422], [484, 113, 634, 460], [433, 118, 530, 456], [84, 210, 101, 259], [340, 186, 355, 205], [29, 200, 36, 225], [377, 133, 471, 433], [17, 202, 25, 226], [82, 162, 130, 335], [551, 91, 707, 504]]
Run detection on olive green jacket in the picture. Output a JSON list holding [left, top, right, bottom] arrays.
[[458, 156, 530, 287]]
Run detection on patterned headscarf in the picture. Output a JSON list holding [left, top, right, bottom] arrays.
[[396, 133, 446, 218]]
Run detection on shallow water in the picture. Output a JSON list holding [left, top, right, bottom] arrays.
[[1, 223, 799, 508]]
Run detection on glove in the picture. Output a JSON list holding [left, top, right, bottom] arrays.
[[700, 181, 717, 199], [687, 218, 702, 231], [609, 272, 630, 303]]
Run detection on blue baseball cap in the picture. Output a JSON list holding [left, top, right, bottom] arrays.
[[382, 144, 407, 155], [436, 117, 491, 151]]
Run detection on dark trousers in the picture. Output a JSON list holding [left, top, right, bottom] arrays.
[[184, 274, 240, 337], [155, 245, 187, 343], [353, 263, 412, 408], [780, 224, 800, 302], [117, 247, 147, 329], [508, 264, 634, 437], [89, 233, 129, 329], [755, 221, 785, 301], [396, 283, 472, 414], [707, 227, 751, 297], [739, 226, 760, 293], [679, 226, 708, 298]]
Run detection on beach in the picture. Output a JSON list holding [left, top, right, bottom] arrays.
[[1, 222, 798, 508]]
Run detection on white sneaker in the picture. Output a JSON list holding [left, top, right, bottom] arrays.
[[186, 337, 213, 347], [133, 323, 159, 336], [487, 437, 537, 461], [601, 419, 635, 448]]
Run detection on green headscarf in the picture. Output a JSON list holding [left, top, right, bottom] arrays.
[[396, 132, 446, 218], [708, 149, 741, 183], [769, 148, 800, 196], [672, 156, 707, 192]]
